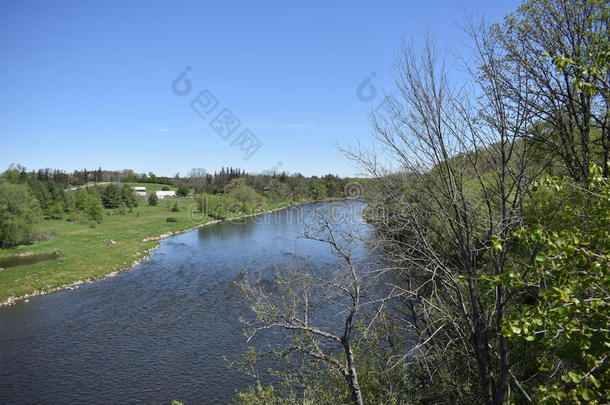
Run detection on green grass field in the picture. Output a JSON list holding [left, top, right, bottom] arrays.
[[0, 193, 293, 304]]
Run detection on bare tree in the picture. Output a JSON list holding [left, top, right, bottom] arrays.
[[239, 206, 399, 405], [344, 26, 544, 403], [188, 167, 210, 193]]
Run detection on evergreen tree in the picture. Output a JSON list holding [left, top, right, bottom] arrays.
[[101, 184, 122, 208]]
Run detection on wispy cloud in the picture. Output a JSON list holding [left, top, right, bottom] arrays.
[[155, 128, 171, 132]]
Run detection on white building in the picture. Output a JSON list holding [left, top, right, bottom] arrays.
[[131, 186, 147, 196], [156, 190, 176, 199]]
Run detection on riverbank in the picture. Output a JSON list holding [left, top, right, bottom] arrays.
[[0, 198, 314, 306], [0, 199, 360, 403]]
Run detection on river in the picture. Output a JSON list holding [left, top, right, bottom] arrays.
[[0, 201, 370, 404]]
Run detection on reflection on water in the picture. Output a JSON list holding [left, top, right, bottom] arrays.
[[0, 251, 61, 269], [0, 201, 369, 404]]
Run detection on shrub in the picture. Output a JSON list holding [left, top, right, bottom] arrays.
[[46, 201, 64, 219], [67, 213, 82, 222], [82, 193, 104, 222], [171, 202, 179, 212], [162, 186, 171, 191], [166, 217, 178, 222], [29, 229, 57, 242], [311, 179, 328, 200], [0, 183, 41, 247], [500, 167, 610, 403], [176, 183, 190, 197], [148, 192, 158, 206], [121, 184, 138, 208]]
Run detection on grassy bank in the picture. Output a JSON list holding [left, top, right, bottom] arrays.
[[0, 196, 298, 305]]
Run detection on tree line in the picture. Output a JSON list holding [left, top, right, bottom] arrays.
[[0, 165, 356, 248], [1, 164, 176, 186]]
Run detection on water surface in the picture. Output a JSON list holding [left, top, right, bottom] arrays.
[[0, 202, 368, 404], [0, 251, 60, 269]]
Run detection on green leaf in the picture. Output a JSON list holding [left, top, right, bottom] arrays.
[[535, 252, 547, 262], [569, 371, 581, 384], [491, 236, 503, 252], [580, 388, 593, 400]]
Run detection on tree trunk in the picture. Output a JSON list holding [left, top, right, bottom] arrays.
[[343, 340, 364, 405]]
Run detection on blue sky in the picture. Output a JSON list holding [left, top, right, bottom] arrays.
[[0, 0, 521, 177]]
